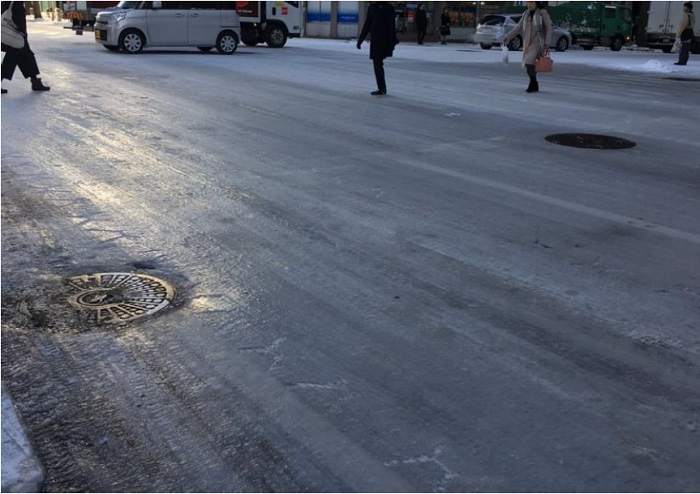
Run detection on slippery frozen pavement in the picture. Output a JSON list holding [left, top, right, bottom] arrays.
[[2, 23, 700, 492]]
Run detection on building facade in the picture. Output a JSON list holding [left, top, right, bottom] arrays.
[[305, 1, 529, 42]]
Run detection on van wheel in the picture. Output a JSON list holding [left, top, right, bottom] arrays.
[[610, 36, 624, 51], [266, 25, 287, 48], [480, 43, 493, 50], [119, 29, 145, 54], [216, 31, 238, 54], [662, 46, 673, 53], [555, 36, 569, 52], [507, 35, 522, 51], [198, 46, 214, 52], [103, 45, 120, 52]]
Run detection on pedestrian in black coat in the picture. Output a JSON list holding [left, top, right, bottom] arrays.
[[1, 1, 50, 93], [357, 2, 398, 96], [416, 4, 427, 45], [440, 7, 451, 45]]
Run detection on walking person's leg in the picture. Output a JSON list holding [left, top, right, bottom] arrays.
[[526, 64, 538, 92], [1, 49, 20, 93], [2, 50, 19, 80], [372, 57, 386, 95], [678, 42, 690, 65], [16, 43, 49, 91]]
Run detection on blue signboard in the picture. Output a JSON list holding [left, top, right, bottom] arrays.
[[338, 1, 359, 23]]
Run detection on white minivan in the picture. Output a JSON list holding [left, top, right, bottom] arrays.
[[95, 1, 241, 54]]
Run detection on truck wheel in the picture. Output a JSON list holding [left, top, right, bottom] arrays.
[[610, 36, 624, 52], [507, 35, 522, 51], [241, 29, 259, 46], [555, 36, 569, 52], [480, 43, 493, 50], [266, 25, 287, 48], [198, 46, 214, 52], [119, 29, 145, 54], [216, 31, 238, 54], [103, 45, 120, 52], [582, 45, 594, 51]]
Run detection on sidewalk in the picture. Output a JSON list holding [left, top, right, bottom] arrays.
[[1, 385, 44, 493], [291, 37, 700, 76]]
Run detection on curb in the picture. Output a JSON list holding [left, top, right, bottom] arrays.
[[1, 384, 44, 493]]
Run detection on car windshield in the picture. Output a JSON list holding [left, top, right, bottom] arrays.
[[117, 1, 140, 8], [481, 16, 505, 26]]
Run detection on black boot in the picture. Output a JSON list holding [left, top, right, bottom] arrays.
[[1, 88, 7, 94], [371, 89, 387, 96], [31, 78, 50, 91], [526, 81, 539, 93]]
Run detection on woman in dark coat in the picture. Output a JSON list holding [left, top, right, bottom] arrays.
[[357, 2, 398, 96], [440, 6, 451, 45], [416, 4, 427, 45], [1, 1, 50, 93]]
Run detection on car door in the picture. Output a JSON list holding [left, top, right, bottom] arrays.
[[146, 1, 189, 45], [187, 1, 221, 46]]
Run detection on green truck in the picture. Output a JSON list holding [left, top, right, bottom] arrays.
[[548, 2, 634, 51]]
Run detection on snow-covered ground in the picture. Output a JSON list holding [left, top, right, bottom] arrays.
[[2, 22, 700, 493]]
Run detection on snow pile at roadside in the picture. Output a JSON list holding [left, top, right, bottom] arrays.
[[639, 60, 683, 73], [561, 55, 700, 75]]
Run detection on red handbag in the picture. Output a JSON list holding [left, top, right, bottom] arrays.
[[535, 52, 554, 73]]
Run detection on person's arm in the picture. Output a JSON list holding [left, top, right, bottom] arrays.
[[12, 1, 27, 34], [542, 9, 552, 51], [504, 14, 524, 44], [677, 13, 689, 37], [358, 6, 374, 48]]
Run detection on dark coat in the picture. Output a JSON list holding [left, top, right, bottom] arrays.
[[416, 9, 427, 31], [358, 3, 398, 60], [440, 12, 451, 35]]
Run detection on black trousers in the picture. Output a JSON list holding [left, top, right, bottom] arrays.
[[2, 41, 40, 81], [526, 64, 537, 83], [373, 57, 386, 91], [678, 42, 691, 65], [417, 28, 426, 44]]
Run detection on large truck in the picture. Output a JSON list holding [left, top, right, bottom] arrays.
[[235, 1, 302, 48], [645, 1, 700, 54], [63, 1, 119, 29], [548, 2, 634, 51]]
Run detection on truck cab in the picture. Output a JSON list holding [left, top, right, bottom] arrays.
[[549, 2, 633, 51], [236, 1, 301, 48]]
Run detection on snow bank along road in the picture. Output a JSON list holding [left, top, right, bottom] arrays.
[[2, 23, 700, 492]]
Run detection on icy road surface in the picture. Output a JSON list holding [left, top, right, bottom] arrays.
[[2, 23, 700, 492]]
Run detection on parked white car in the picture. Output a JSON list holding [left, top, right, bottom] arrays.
[[475, 14, 572, 52], [95, 1, 241, 54]]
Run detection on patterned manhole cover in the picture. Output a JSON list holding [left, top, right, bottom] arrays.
[[545, 133, 636, 150], [66, 273, 175, 324]]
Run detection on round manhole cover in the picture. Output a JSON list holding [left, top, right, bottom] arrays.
[[66, 273, 175, 324], [545, 133, 636, 150]]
